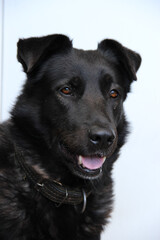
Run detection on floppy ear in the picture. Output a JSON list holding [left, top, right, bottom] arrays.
[[17, 34, 72, 73], [98, 39, 141, 83]]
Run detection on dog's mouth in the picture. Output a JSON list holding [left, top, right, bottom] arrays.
[[75, 155, 106, 179], [78, 155, 106, 170], [59, 142, 113, 179], [68, 154, 106, 180]]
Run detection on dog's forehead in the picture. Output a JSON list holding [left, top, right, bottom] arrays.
[[72, 48, 114, 73], [47, 48, 117, 83]]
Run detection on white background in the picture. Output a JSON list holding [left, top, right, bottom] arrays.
[[0, 0, 160, 239]]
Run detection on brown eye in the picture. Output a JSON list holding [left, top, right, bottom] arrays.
[[60, 87, 72, 95], [110, 89, 119, 98]]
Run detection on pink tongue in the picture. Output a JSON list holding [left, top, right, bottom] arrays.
[[81, 156, 104, 170]]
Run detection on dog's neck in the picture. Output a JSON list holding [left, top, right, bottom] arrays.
[[14, 145, 91, 213]]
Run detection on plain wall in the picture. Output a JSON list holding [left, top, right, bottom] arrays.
[[0, 0, 160, 239]]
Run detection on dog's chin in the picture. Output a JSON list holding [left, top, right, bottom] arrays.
[[59, 142, 117, 180]]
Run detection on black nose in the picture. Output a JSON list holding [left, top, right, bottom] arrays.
[[89, 128, 115, 146]]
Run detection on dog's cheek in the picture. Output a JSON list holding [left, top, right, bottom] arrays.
[[41, 97, 86, 149], [112, 102, 124, 126], [41, 96, 67, 126]]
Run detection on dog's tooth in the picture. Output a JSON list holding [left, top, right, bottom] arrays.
[[102, 157, 106, 163], [78, 156, 82, 165]]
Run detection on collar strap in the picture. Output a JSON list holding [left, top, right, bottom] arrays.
[[14, 148, 91, 212]]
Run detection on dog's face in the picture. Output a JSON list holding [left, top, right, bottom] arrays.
[[42, 51, 122, 179], [15, 34, 141, 180]]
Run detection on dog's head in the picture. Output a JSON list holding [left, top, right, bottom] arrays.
[[14, 34, 141, 180]]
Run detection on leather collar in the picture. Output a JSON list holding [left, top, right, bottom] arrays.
[[14, 146, 91, 213]]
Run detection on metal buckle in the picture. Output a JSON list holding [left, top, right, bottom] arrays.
[[81, 189, 87, 213], [37, 182, 44, 187], [35, 179, 44, 191]]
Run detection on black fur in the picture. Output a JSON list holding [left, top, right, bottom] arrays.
[[0, 34, 141, 240]]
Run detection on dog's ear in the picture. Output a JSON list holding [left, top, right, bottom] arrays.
[[98, 39, 141, 85], [17, 34, 72, 73]]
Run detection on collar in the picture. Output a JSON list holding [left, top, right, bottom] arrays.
[[14, 146, 91, 213]]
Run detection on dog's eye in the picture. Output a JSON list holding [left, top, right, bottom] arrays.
[[60, 87, 72, 95], [110, 89, 119, 98]]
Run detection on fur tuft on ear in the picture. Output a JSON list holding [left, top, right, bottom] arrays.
[[17, 34, 72, 73], [98, 39, 141, 83]]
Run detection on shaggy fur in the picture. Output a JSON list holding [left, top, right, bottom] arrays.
[[0, 34, 141, 240]]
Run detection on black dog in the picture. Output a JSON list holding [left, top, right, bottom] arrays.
[[0, 34, 141, 240]]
